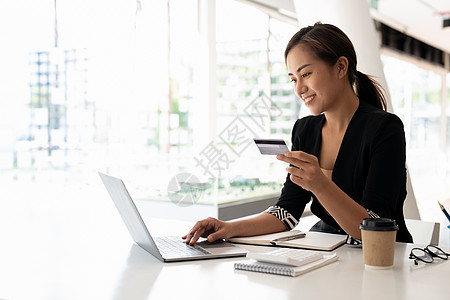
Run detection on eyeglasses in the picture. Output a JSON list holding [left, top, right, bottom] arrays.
[[409, 245, 450, 265]]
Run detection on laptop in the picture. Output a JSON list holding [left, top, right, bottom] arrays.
[[98, 172, 247, 262]]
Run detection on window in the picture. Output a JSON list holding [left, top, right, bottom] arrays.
[[208, 0, 300, 204], [0, 0, 305, 216], [382, 53, 450, 216]]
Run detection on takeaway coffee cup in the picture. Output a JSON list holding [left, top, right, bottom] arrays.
[[360, 218, 398, 269]]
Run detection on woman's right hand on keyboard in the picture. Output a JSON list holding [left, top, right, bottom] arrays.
[[182, 217, 233, 245]]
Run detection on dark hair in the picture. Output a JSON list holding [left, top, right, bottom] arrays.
[[284, 22, 387, 111]]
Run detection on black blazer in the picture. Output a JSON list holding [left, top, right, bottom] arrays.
[[275, 100, 413, 243]]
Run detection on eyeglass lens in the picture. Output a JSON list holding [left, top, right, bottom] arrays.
[[426, 245, 449, 260], [411, 248, 433, 263]]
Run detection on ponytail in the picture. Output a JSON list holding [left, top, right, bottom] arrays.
[[355, 71, 387, 111]]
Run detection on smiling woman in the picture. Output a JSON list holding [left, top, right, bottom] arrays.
[[271, 23, 411, 242], [184, 22, 413, 245]]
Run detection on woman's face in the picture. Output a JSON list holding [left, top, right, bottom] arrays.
[[286, 44, 341, 116]]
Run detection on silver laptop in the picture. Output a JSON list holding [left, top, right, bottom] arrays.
[[99, 172, 247, 262]]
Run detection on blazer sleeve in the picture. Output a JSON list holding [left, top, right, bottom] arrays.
[[359, 113, 407, 218], [265, 119, 314, 230]]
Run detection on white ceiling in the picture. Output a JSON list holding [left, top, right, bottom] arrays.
[[373, 0, 450, 54], [249, 0, 450, 55]]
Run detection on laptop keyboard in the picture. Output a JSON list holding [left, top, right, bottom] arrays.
[[154, 236, 211, 257]]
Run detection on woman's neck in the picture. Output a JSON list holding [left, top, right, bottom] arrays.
[[323, 89, 360, 133]]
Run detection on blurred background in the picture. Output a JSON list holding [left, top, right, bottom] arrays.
[[0, 0, 449, 241]]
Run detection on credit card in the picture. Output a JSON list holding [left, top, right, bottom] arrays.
[[254, 138, 289, 155]]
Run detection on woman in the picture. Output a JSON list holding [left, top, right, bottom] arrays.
[[183, 22, 413, 245]]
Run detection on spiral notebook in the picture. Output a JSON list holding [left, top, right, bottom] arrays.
[[234, 253, 338, 277]]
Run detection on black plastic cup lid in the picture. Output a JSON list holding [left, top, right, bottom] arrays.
[[359, 218, 398, 231]]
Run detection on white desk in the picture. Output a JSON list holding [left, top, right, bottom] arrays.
[[0, 183, 448, 300], [1, 219, 449, 300]]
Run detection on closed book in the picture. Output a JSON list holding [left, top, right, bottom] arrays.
[[234, 253, 338, 277]]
